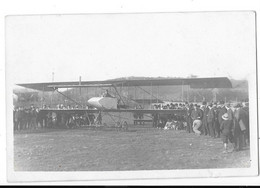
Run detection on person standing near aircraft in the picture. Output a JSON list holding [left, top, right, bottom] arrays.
[[201, 101, 209, 136], [191, 104, 203, 135], [217, 101, 227, 138], [207, 103, 215, 138], [14, 107, 21, 131], [220, 113, 234, 153], [225, 102, 234, 136], [184, 102, 190, 133], [20, 107, 27, 130], [94, 111, 102, 125], [233, 103, 245, 151], [152, 113, 159, 128], [242, 101, 250, 146], [184, 102, 193, 133], [188, 103, 194, 133], [29, 106, 37, 129]]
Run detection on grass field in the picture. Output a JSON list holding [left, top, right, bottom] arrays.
[[14, 125, 250, 171]]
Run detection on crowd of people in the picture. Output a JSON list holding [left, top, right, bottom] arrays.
[[153, 103, 186, 110], [13, 99, 250, 153], [163, 100, 250, 153], [13, 105, 40, 130], [13, 104, 98, 130]]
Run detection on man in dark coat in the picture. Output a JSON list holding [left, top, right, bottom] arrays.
[[207, 103, 215, 138], [184, 103, 194, 133], [201, 101, 209, 136], [184, 102, 191, 133], [225, 102, 234, 139], [14, 107, 22, 131], [220, 113, 234, 153], [242, 102, 250, 146], [233, 103, 245, 151], [217, 101, 227, 138], [29, 106, 37, 129]]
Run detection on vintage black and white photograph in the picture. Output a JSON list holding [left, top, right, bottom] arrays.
[[5, 11, 258, 182]]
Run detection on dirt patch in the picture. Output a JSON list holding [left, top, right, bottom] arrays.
[[14, 126, 250, 171]]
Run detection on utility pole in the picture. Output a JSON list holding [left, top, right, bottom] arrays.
[[150, 82, 153, 108], [51, 72, 54, 108], [157, 86, 159, 104], [79, 76, 82, 97], [52, 72, 54, 82], [181, 82, 184, 102]]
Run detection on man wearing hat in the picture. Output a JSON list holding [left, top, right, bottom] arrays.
[[242, 101, 250, 146], [233, 103, 248, 151], [225, 102, 234, 121], [201, 101, 209, 136], [220, 113, 234, 153], [191, 104, 203, 135], [207, 103, 215, 138], [184, 102, 191, 133], [217, 100, 227, 138]]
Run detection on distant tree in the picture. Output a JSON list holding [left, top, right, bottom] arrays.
[[187, 74, 198, 78]]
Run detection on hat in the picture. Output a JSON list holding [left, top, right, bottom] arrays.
[[220, 100, 225, 105], [242, 102, 249, 107], [222, 113, 229, 120], [226, 103, 231, 107], [234, 103, 242, 108]]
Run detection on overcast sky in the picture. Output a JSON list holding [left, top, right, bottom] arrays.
[[6, 12, 256, 84]]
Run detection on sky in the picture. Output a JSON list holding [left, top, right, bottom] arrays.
[[6, 12, 256, 85]]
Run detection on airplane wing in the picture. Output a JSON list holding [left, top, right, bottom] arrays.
[[16, 77, 232, 91], [39, 109, 187, 115]]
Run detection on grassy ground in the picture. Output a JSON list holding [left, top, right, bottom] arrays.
[[14, 125, 250, 171]]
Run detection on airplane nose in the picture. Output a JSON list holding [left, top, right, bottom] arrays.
[[88, 97, 117, 109], [87, 97, 103, 109]]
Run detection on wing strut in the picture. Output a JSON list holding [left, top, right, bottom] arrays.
[[137, 86, 163, 103], [55, 89, 84, 108], [112, 85, 126, 106]]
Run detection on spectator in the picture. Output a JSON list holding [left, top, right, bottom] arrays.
[[242, 101, 250, 146], [220, 113, 234, 153], [164, 119, 175, 130], [191, 104, 203, 135], [217, 101, 227, 138], [207, 103, 216, 138], [157, 119, 165, 129], [14, 108, 21, 131], [233, 103, 246, 151], [29, 106, 37, 129], [185, 103, 193, 133], [201, 101, 209, 136]]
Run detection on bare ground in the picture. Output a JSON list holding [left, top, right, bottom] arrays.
[[14, 125, 250, 171]]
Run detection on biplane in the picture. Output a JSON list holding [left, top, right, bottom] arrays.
[[16, 77, 232, 129]]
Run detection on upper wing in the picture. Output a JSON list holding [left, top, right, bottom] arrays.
[[16, 77, 232, 91]]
